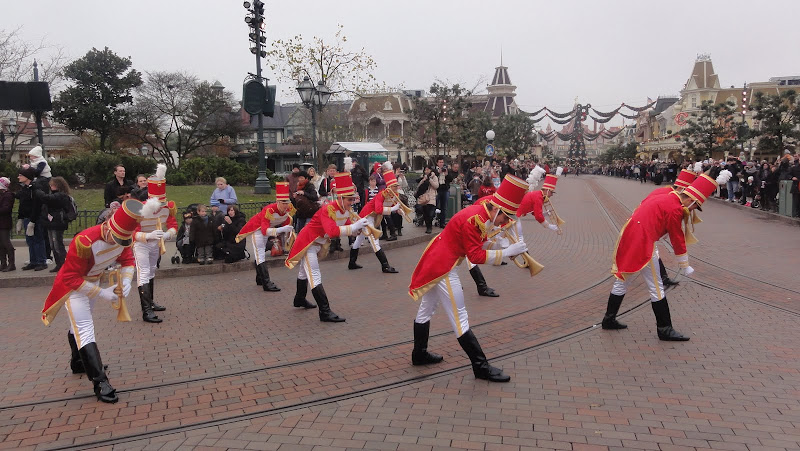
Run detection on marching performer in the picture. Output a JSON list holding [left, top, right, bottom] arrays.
[[348, 170, 402, 273], [236, 182, 295, 292], [132, 165, 178, 324], [518, 166, 564, 233], [601, 170, 732, 341], [41, 199, 144, 403], [409, 175, 529, 382], [286, 172, 372, 322]]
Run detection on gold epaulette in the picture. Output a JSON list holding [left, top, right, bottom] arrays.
[[381, 190, 391, 199], [167, 201, 177, 217], [468, 214, 488, 239], [75, 235, 93, 260], [288, 204, 296, 218], [328, 204, 338, 220], [264, 207, 274, 222]]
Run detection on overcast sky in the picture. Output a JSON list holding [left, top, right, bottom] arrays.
[[5, 0, 800, 127]]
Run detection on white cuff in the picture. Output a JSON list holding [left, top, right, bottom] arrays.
[[675, 253, 689, 268], [487, 250, 504, 266], [76, 281, 102, 299], [338, 225, 352, 236]]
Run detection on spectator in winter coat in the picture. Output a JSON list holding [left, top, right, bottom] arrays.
[[16, 166, 47, 270], [218, 205, 247, 263], [104, 164, 133, 208], [35, 176, 72, 273], [189, 205, 216, 265], [27, 146, 52, 179], [209, 177, 238, 211], [0, 177, 15, 272]]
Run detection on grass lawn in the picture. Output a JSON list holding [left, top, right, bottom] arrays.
[[72, 185, 276, 211]]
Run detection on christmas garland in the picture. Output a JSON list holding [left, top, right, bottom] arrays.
[[591, 106, 622, 117], [622, 101, 656, 112], [548, 114, 576, 125], [526, 106, 546, 117], [618, 112, 640, 120], [589, 115, 615, 124], [546, 107, 576, 118]]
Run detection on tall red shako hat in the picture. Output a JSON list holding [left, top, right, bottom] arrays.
[[684, 169, 732, 210], [108, 199, 144, 246], [275, 182, 290, 202], [383, 171, 398, 189], [542, 167, 563, 192], [490, 174, 528, 216], [333, 172, 356, 197], [674, 163, 703, 191], [147, 164, 168, 203]]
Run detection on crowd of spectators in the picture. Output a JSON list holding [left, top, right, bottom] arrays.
[[598, 152, 800, 216]]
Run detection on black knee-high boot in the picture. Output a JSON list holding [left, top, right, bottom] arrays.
[[375, 249, 398, 273], [68, 332, 84, 374], [469, 266, 498, 297], [601, 293, 627, 329], [348, 247, 362, 270], [457, 330, 510, 382], [651, 298, 689, 341], [258, 262, 280, 292], [149, 279, 166, 311], [659, 258, 678, 287], [78, 342, 118, 403], [293, 278, 316, 309], [138, 286, 162, 323], [312, 285, 345, 322], [255, 261, 262, 285], [411, 321, 443, 365]]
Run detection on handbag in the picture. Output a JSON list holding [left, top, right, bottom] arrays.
[[417, 192, 431, 205]]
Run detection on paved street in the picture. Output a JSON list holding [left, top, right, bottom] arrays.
[[1, 175, 799, 451]]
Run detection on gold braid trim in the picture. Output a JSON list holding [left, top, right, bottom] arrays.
[[75, 235, 93, 260], [468, 215, 488, 240], [167, 201, 177, 218], [287, 204, 296, 218], [682, 207, 699, 245], [264, 208, 274, 222], [327, 204, 338, 221]]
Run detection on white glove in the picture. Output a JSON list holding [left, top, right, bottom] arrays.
[[145, 230, 165, 241], [15, 219, 23, 234], [546, 222, 559, 231], [351, 217, 371, 233], [390, 203, 401, 212], [163, 229, 176, 241], [122, 280, 132, 298], [277, 225, 294, 234], [26, 222, 35, 236], [501, 241, 528, 258], [97, 287, 118, 303], [682, 266, 694, 276]]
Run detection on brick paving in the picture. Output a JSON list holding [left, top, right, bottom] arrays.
[[0, 176, 798, 450]]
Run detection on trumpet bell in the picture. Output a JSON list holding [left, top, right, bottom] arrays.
[[555, 215, 566, 227]]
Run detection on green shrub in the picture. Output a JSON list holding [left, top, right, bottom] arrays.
[[51, 153, 156, 186], [166, 170, 189, 186], [0, 160, 18, 179], [179, 157, 260, 186]]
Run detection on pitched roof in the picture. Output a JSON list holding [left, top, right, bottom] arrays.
[[686, 59, 720, 90]]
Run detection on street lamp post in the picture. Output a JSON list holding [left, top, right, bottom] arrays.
[[244, 0, 272, 194], [2, 118, 18, 161], [296, 76, 331, 170]]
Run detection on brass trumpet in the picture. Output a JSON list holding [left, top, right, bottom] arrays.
[[348, 210, 381, 252], [285, 229, 297, 252], [107, 266, 132, 322], [543, 198, 565, 235], [502, 221, 544, 277], [386, 190, 414, 223], [156, 217, 167, 254]]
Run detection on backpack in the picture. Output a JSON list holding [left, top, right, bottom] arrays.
[[65, 196, 78, 223]]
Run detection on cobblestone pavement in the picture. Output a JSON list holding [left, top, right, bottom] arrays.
[[1, 176, 798, 450]]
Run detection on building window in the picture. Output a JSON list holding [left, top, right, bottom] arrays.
[[691, 96, 697, 108], [384, 101, 392, 111], [359, 102, 367, 112]]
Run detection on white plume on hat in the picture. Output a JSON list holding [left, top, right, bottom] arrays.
[[693, 162, 703, 173], [154, 163, 166, 180], [382, 160, 393, 172], [526, 166, 546, 191], [343, 157, 353, 172], [28, 145, 43, 158], [141, 197, 162, 218], [715, 169, 732, 186], [555, 167, 564, 177]]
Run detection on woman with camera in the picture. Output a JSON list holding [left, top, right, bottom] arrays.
[[415, 166, 439, 234]]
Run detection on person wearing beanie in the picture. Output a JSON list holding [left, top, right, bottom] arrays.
[[28, 145, 52, 179], [0, 177, 16, 271], [16, 166, 47, 270]]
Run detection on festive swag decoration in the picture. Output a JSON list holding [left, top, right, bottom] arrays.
[[548, 114, 576, 125], [591, 106, 622, 117], [622, 101, 656, 112], [590, 115, 616, 124], [545, 107, 576, 118]]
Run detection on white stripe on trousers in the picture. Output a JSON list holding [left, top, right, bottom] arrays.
[[133, 240, 160, 286], [64, 292, 97, 349], [297, 244, 322, 288], [415, 267, 470, 337], [611, 250, 664, 302], [351, 233, 381, 252]]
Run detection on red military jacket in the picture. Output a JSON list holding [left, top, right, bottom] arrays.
[[612, 191, 689, 281], [516, 190, 546, 223], [359, 189, 393, 223], [42, 224, 135, 325], [285, 200, 353, 269], [133, 201, 178, 238], [409, 203, 505, 301], [237, 203, 294, 241]]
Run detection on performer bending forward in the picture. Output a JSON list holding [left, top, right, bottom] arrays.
[[601, 170, 731, 341], [41, 200, 144, 403], [348, 170, 401, 273], [286, 173, 372, 322], [408, 175, 528, 382], [236, 182, 295, 292]]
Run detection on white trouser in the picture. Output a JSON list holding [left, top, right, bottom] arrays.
[[351, 233, 381, 252], [64, 292, 98, 349], [415, 267, 470, 337], [252, 232, 268, 264], [297, 243, 322, 288], [133, 240, 160, 286], [611, 250, 664, 302]]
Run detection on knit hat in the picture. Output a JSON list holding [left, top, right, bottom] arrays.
[[28, 146, 43, 159], [18, 165, 37, 181], [0, 177, 9, 190]]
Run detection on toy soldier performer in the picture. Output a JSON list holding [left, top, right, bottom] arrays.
[[409, 174, 529, 382], [348, 170, 402, 273], [236, 182, 295, 292], [601, 170, 732, 341], [41, 199, 144, 403], [132, 164, 178, 323], [286, 172, 372, 322]]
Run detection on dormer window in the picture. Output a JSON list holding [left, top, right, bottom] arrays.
[[384, 101, 392, 111], [359, 102, 367, 112]]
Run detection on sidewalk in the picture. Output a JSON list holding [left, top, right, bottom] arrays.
[[0, 223, 434, 288], [707, 195, 800, 226]]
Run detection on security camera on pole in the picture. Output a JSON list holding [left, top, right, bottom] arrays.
[[242, 0, 276, 194]]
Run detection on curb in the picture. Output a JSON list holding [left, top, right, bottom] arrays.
[[707, 196, 800, 227], [0, 233, 433, 289]]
